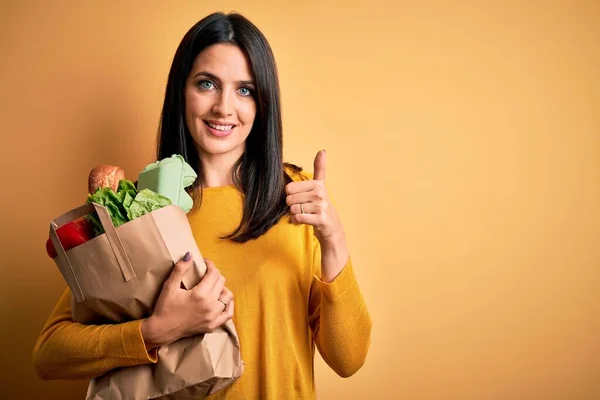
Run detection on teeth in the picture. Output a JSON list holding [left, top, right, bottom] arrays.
[[207, 122, 233, 131]]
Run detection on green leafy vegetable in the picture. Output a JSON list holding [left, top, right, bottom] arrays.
[[126, 189, 172, 220], [84, 179, 172, 236], [117, 179, 137, 200]]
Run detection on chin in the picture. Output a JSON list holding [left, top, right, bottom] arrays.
[[196, 140, 245, 157]]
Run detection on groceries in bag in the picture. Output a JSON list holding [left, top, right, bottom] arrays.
[[45, 155, 243, 400]]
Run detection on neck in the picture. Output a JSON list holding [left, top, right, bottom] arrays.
[[199, 150, 243, 188]]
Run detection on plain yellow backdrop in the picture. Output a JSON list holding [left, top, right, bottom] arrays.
[[1, 1, 599, 399]]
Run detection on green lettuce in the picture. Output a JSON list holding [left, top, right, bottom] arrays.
[[126, 189, 172, 220], [84, 179, 172, 236]]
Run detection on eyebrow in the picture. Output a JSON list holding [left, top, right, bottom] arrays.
[[192, 71, 255, 86]]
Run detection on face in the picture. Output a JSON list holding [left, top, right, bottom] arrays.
[[185, 43, 257, 161]]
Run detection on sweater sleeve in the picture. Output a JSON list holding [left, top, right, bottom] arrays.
[[32, 287, 157, 380], [308, 237, 372, 377]]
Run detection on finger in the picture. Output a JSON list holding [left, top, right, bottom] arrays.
[[214, 299, 235, 326], [194, 259, 219, 294], [313, 149, 326, 181], [164, 252, 193, 290], [291, 212, 324, 228], [286, 191, 322, 207], [285, 180, 320, 195], [290, 202, 317, 215], [212, 273, 226, 298], [219, 287, 234, 303], [218, 287, 234, 309]]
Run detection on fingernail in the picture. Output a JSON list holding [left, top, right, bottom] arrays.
[[183, 252, 191, 262]]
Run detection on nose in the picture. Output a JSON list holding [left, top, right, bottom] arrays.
[[212, 90, 234, 117]]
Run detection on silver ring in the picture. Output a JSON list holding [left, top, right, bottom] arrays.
[[300, 203, 305, 214], [218, 299, 227, 308]]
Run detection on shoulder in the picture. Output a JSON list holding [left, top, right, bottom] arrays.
[[284, 163, 314, 182]]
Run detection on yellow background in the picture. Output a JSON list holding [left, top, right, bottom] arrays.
[[1, 1, 599, 399]]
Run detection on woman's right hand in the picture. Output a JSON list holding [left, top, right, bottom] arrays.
[[141, 253, 234, 348]]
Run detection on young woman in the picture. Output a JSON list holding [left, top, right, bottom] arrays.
[[33, 11, 371, 399]]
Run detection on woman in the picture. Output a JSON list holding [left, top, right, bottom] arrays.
[[33, 11, 371, 399]]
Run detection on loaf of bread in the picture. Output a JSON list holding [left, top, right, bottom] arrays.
[[88, 165, 125, 194]]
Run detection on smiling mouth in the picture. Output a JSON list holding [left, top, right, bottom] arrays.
[[204, 121, 236, 132]]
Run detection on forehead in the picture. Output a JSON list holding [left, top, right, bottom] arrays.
[[191, 43, 253, 81]]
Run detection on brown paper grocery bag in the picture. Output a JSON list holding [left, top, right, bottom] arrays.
[[49, 203, 243, 399], [86, 329, 243, 400]]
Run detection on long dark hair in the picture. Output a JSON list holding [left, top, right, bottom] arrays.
[[157, 12, 302, 242]]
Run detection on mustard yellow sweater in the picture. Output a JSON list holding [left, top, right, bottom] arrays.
[[33, 170, 372, 399]]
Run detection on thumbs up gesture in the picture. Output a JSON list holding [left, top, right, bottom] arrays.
[[285, 150, 345, 245]]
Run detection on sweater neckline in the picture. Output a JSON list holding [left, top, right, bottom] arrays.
[[200, 184, 238, 194]]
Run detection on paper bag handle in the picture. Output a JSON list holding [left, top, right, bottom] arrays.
[[49, 202, 136, 302]]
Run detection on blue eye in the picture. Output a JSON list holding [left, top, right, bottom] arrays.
[[198, 80, 214, 90], [238, 87, 252, 96]]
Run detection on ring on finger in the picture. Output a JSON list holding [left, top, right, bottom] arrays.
[[300, 203, 306, 214], [218, 299, 227, 308]]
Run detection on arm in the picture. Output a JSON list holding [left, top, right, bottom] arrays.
[[33, 255, 233, 381], [286, 153, 371, 376], [32, 287, 157, 380], [308, 237, 372, 378]]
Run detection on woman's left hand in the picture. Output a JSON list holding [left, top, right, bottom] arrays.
[[286, 150, 344, 245], [286, 150, 349, 282]]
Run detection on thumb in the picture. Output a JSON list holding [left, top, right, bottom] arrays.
[[313, 149, 326, 181], [166, 251, 192, 289]]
